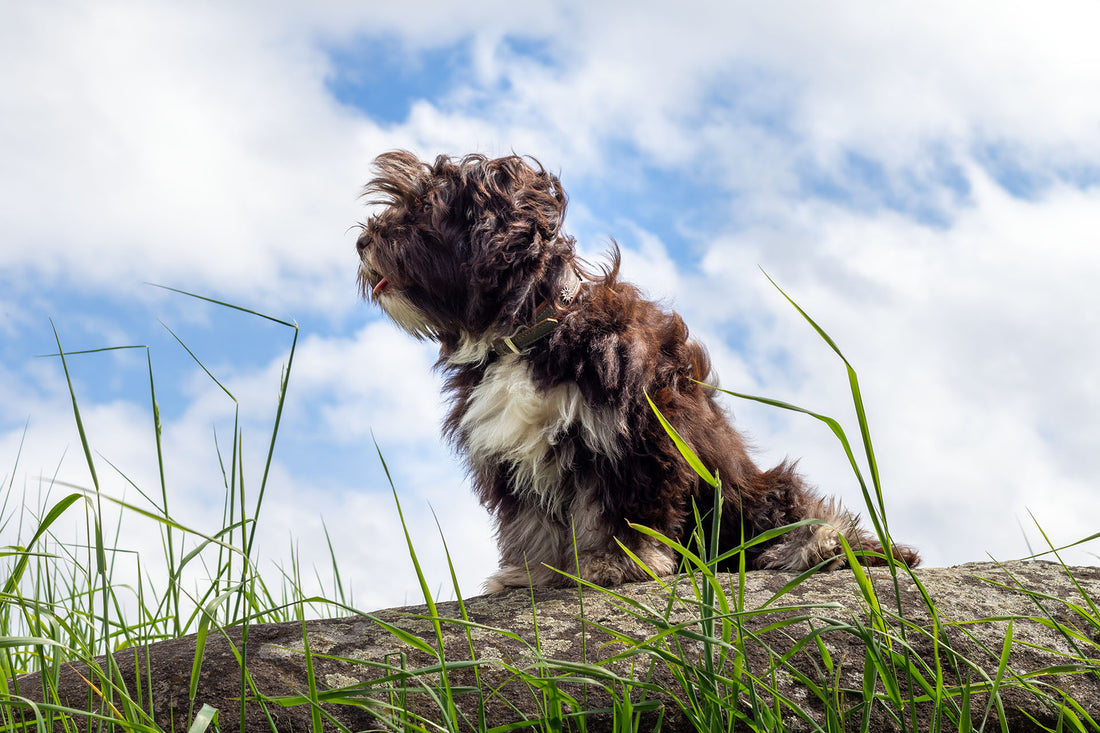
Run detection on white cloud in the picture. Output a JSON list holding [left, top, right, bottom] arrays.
[[358, 1, 1100, 204], [670, 166, 1100, 567], [0, 2, 375, 310], [8, 2, 1100, 305]]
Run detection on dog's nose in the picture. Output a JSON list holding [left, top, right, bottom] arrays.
[[355, 233, 369, 254]]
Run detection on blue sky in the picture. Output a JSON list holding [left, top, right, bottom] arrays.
[[3, 2, 1100, 609]]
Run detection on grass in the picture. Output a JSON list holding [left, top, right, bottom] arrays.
[[2, 285, 1099, 732]]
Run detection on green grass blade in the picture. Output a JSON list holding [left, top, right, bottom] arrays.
[[48, 322, 106, 578], [146, 283, 297, 328], [645, 393, 717, 487], [186, 703, 219, 733], [189, 587, 240, 703], [3, 493, 83, 595], [373, 438, 459, 728], [980, 618, 1013, 731]]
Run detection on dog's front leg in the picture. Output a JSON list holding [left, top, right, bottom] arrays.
[[484, 506, 572, 592], [483, 501, 679, 592]]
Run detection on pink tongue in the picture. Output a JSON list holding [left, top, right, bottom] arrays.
[[372, 277, 389, 296]]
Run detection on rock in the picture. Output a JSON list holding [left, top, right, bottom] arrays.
[[9, 561, 1100, 731]]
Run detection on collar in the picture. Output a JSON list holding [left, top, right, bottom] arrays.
[[490, 269, 583, 357]]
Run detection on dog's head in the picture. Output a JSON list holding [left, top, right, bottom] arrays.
[[357, 152, 575, 348]]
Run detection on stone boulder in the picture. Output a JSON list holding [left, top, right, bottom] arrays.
[[10, 561, 1100, 731]]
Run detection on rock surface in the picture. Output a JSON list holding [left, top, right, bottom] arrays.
[[11, 561, 1100, 731]]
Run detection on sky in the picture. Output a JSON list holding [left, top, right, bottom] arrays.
[[2, 1, 1099, 612]]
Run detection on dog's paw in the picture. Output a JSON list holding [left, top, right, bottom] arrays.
[[758, 524, 847, 572], [577, 555, 632, 587], [579, 542, 676, 586]]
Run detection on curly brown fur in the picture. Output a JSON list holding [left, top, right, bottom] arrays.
[[356, 151, 919, 591]]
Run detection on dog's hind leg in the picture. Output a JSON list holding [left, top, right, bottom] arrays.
[[755, 495, 858, 571], [735, 462, 920, 571]]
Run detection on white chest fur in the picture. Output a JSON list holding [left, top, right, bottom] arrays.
[[459, 357, 620, 515]]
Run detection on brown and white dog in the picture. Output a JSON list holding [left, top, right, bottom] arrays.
[[356, 151, 919, 591]]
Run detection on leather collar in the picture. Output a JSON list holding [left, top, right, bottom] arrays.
[[490, 269, 583, 356]]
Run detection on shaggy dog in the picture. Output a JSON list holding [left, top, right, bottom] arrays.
[[356, 151, 919, 591]]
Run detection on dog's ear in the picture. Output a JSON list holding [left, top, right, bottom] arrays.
[[364, 150, 431, 206], [458, 156, 570, 316], [473, 155, 567, 260], [455, 156, 565, 245], [491, 156, 566, 244]]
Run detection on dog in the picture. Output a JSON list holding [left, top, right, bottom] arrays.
[[356, 151, 919, 591]]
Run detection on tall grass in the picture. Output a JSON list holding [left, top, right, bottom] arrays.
[[2, 287, 1099, 732]]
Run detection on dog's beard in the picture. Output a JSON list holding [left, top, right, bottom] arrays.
[[379, 293, 438, 340], [359, 261, 438, 340]]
